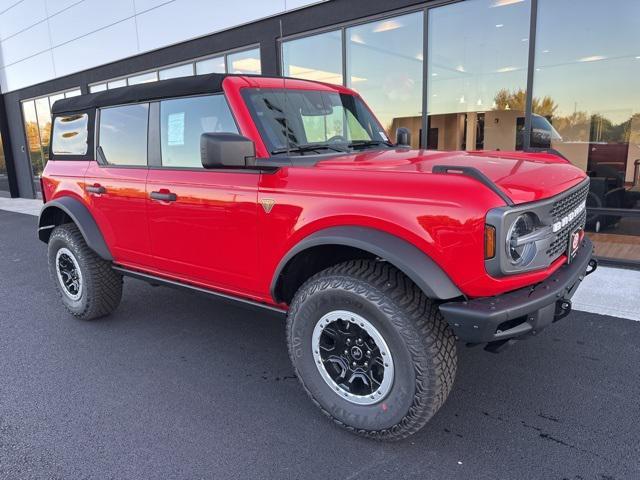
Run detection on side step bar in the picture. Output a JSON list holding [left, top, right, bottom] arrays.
[[112, 265, 286, 315], [432, 165, 514, 206]]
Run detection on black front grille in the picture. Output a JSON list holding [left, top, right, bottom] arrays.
[[545, 183, 589, 259]]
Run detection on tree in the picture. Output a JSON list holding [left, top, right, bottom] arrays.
[[493, 88, 558, 117]]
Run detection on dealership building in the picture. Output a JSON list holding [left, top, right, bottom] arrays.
[[0, 0, 637, 265]]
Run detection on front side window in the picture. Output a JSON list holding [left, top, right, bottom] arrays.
[[160, 95, 238, 168], [52, 114, 88, 156], [243, 89, 389, 155], [99, 104, 149, 166]]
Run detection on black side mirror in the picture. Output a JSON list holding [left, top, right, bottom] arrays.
[[396, 127, 411, 147], [200, 132, 256, 169]]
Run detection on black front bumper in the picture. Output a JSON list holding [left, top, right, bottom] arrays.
[[439, 238, 597, 347]]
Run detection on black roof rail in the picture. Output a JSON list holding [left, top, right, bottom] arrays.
[[432, 165, 514, 206]]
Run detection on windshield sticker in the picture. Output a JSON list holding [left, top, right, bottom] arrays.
[[167, 112, 185, 146]]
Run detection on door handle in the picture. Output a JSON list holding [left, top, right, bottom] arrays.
[[86, 184, 106, 195], [150, 190, 177, 202]]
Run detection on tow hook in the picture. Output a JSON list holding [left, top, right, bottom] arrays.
[[554, 299, 572, 321], [585, 258, 598, 276]]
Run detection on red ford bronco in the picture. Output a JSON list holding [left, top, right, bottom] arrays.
[[38, 74, 596, 440]]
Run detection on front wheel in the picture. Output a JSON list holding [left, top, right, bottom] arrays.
[[47, 223, 122, 320], [286, 260, 457, 440]]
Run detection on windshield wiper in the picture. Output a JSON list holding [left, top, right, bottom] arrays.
[[271, 143, 350, 155], [348, 140, 394, 149]]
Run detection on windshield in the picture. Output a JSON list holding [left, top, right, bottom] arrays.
[[243, 88, 391, 155]]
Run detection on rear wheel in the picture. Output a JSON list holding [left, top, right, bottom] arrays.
[[286, 259, 457, 440], [48, 223, 122, 320]]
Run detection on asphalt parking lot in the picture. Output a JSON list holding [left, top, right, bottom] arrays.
[[1, 209, 639, 480]]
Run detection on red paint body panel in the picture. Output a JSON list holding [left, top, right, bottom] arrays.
[[41, 75, 589, 308], [146, 168, 261, 295]]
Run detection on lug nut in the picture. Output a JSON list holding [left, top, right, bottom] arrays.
[[364, 362, 368, 368], [344, 349, 348, 355], [352, 362, 357, 368], [346, 339, 351, 345], [356, 338, 363, 345], [366, 350, 371, 357]]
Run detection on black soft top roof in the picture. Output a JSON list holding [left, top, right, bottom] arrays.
[[51, 73, 228, 114]]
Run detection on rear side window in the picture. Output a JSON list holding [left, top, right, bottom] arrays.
[[98, 103, 149, 166], [160, 95, 238, 168], [52, 114, 88, 155]]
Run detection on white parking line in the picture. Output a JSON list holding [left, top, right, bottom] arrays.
[[1, 197, 638, 321]]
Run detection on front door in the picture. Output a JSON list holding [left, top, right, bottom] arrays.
[[145, 94, 261, 297], [86, 102, 151, 266]]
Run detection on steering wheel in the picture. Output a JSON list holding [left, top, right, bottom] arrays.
[[327, 135, 348, 144]]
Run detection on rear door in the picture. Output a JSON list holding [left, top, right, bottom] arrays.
[[145, 94, 261, 297], [85, 103, 151, 266]]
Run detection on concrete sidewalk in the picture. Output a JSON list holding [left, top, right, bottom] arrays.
[[1, 197, 638, 321]]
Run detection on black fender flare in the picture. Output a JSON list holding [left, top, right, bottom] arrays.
[[38, 197, 113, 261], [270, 226, 463, 303]]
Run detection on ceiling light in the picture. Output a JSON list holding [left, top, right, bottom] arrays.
[[491, 0, 525, 7], [455, 65, 466, 73], [459, 96, 466, 104], [542, 49, 550, 54], [415, 53, 423, 61], [496, 66, 517, 73], [578, 55, 606, 62], [373, 20, 403, 33], [635, 56, 640, 59], [495, 24, 504, 28], [350, 33, 366, 44], [431, 73, 438, 77], [521, 38, 528, 42]]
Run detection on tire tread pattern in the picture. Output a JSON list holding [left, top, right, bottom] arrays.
[[287, 259, 457, 441], [48, 223, 122, 320]]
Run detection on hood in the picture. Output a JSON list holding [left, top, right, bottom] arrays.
[[315, 149, 586, 205]]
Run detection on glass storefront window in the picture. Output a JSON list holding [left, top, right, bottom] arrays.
[[346, 13, 423, 148], [0, 134, 7, 195], [532, 0, 640, 262], [159, 63, 194, 80], [427, 0, 531, 152], [34, 97, 52, 161], [22, 100, 44, 178], [128, 71, 158, 85], [227, 48, 261, 75], [108, 78, 127, 89], [90, 83, 107, 93], [195, 56, 225, 75], [282, 30, 343, 85]]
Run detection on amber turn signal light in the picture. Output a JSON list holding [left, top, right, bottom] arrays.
[[485, 225, 496, 259]]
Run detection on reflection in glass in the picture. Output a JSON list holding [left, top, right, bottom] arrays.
[[159, 63, 194, 80], [22, 100, 44, 177], [34, 97, 52, 161], [532, 0, 640, 260], [65, 89, 81, 98], [52, 114, 88, 155], [283, 30, 343, 85], [128, 71, 158, 85], [227, 48, 261, 75], [196, 56, 225, 75], [0, 134, 7, 195], [160, 95, 238, 168], [346, 13, 423, 148], [90, 83, 107, 93], [99, 104, 149, 166], [108, 78, 127, 89], [427, 0, 530, 152]]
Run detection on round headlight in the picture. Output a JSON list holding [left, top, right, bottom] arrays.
[[506, 213, 536, 266]]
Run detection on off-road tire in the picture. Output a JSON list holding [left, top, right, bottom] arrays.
[[286, 259, 457, 441], [47, 223, 122, 320]]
